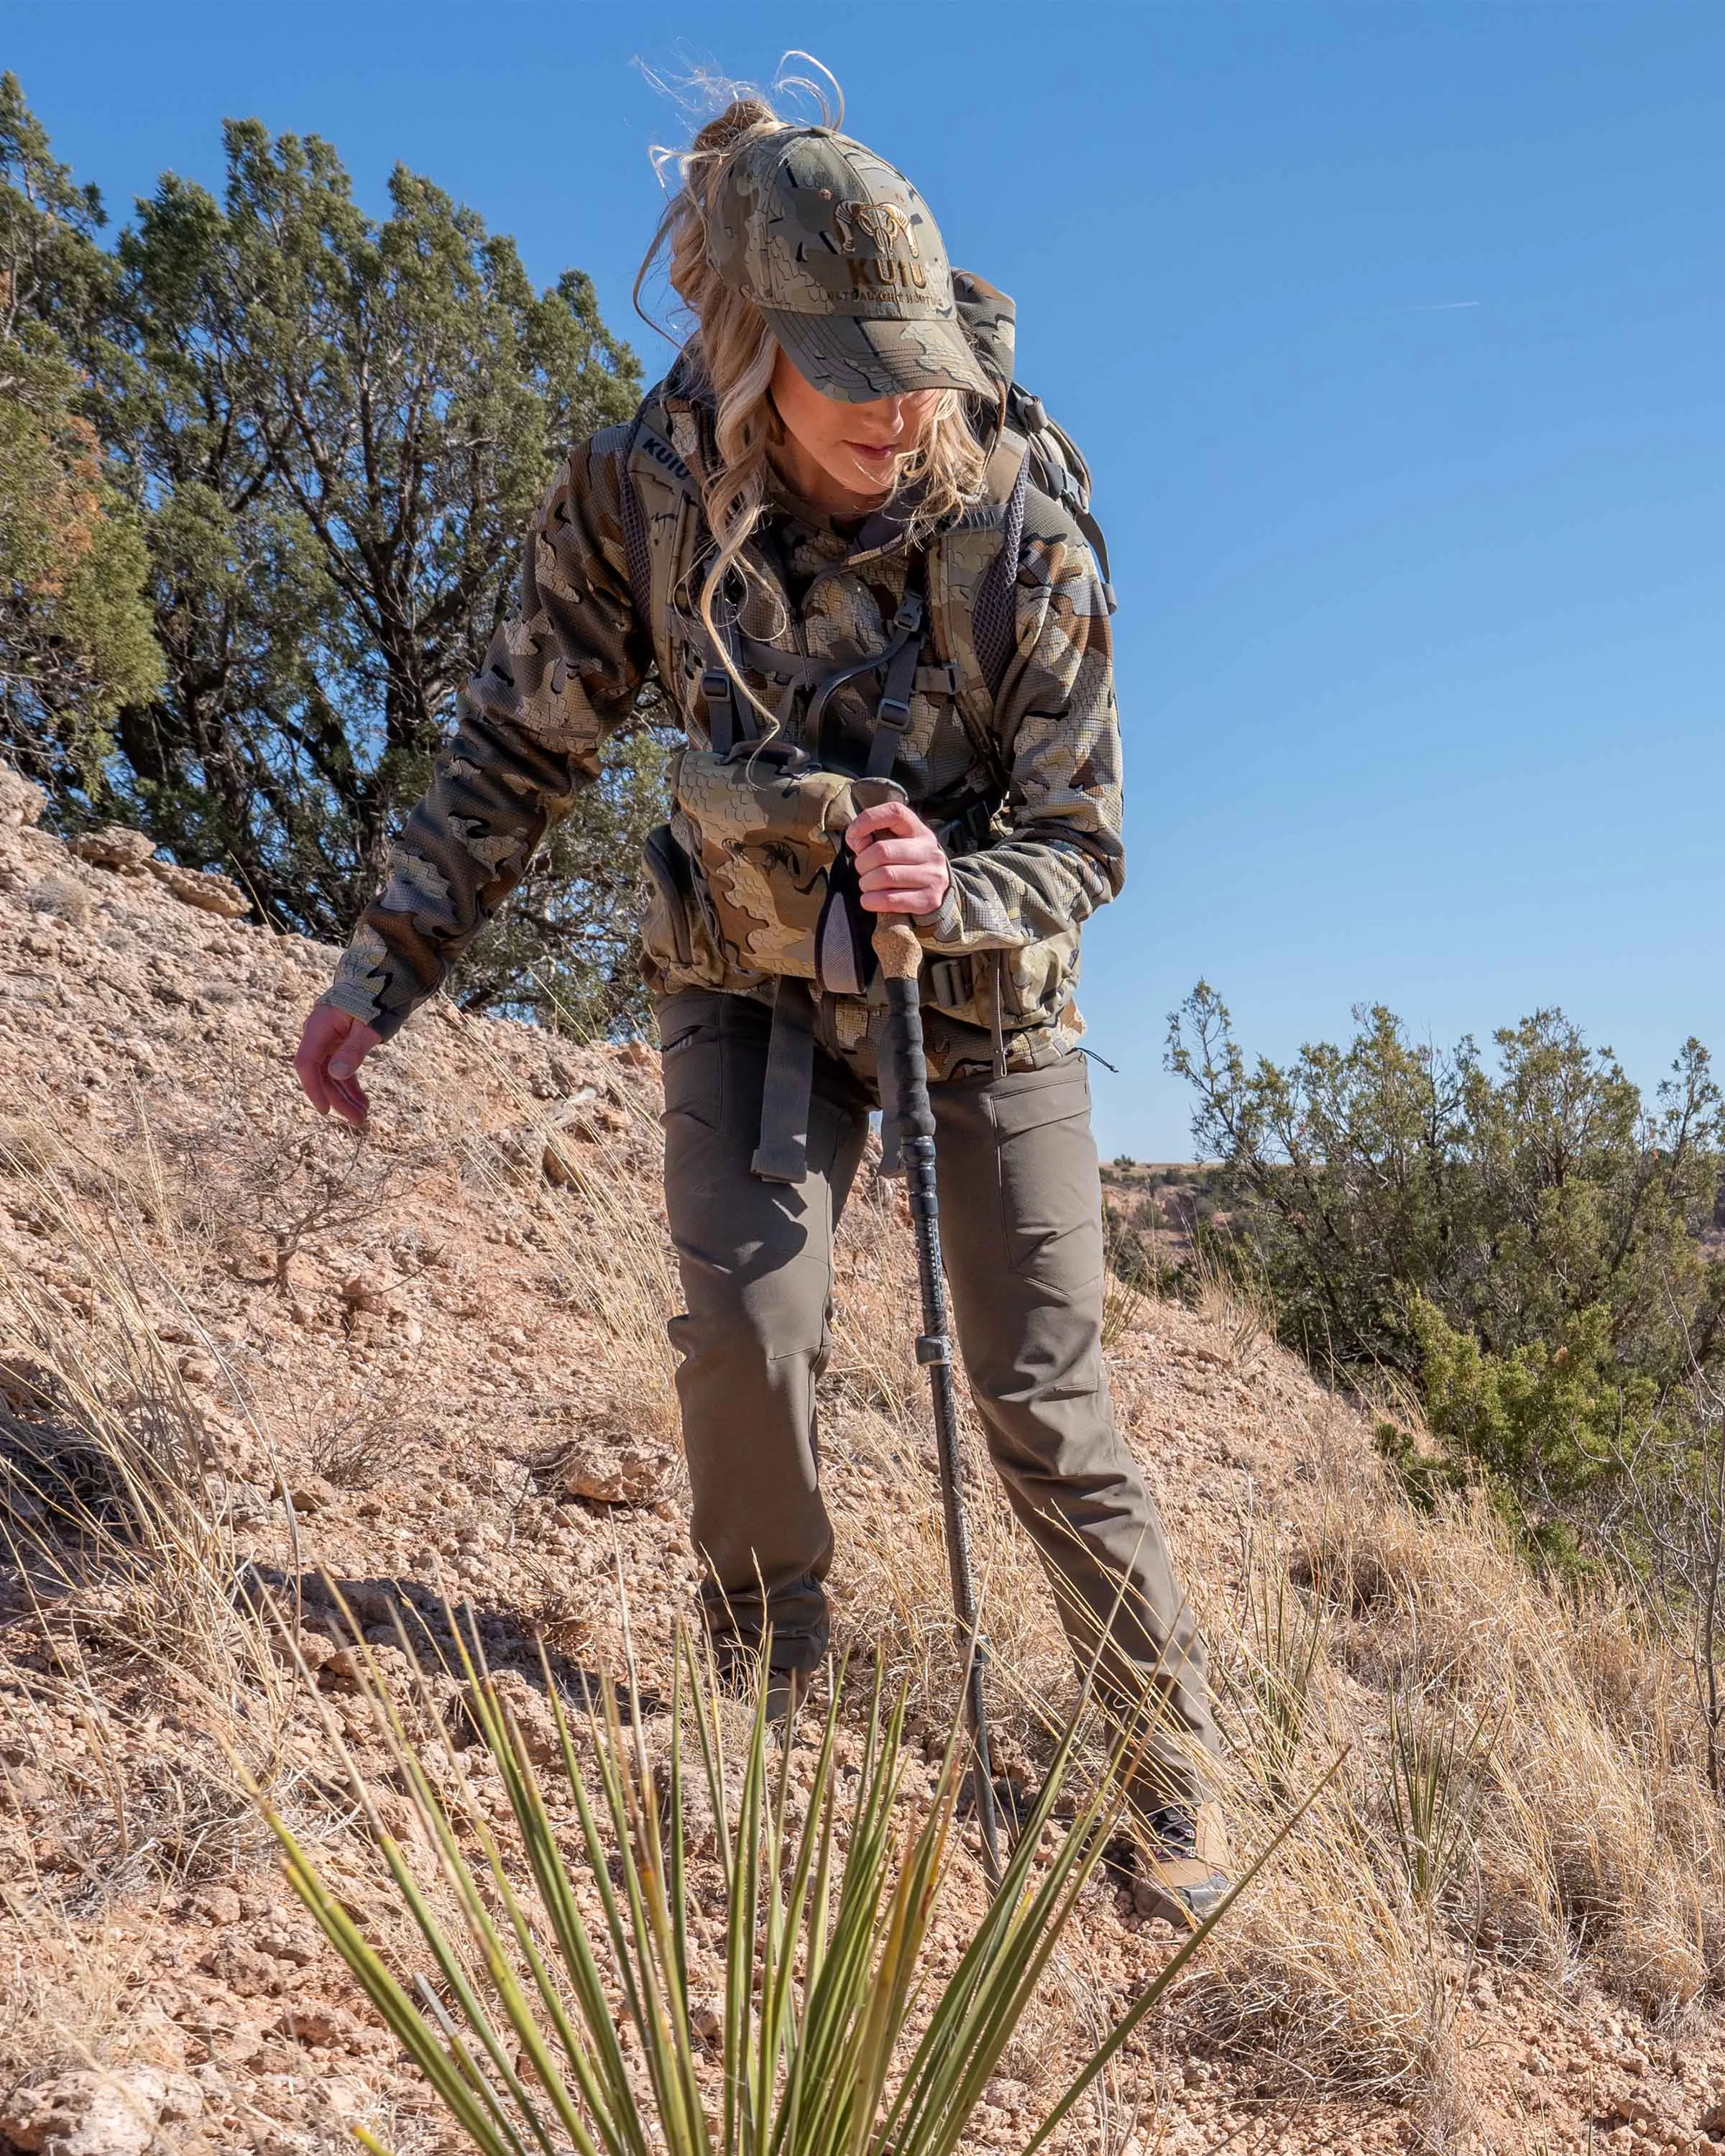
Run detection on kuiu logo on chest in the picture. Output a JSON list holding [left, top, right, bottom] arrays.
[[638, 432, 691, 487]]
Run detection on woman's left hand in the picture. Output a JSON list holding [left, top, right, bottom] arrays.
[[846, 799, 951, 919]]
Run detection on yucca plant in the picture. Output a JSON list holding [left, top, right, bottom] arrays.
[[1223, 1548, 1325, 1795], [1384, 1689, 1492, 1910], [252, 1605, 1297, 2156]]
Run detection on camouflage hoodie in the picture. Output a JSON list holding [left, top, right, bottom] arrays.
[[321, 375, 1124, 1055]]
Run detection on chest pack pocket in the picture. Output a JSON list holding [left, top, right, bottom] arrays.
[[668, 743, 903, 998]]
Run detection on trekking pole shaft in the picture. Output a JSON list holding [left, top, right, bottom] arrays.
[[874, 917, 1003, 1884]]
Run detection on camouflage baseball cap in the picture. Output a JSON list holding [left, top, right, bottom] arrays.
[[706, 127, 990, 405]]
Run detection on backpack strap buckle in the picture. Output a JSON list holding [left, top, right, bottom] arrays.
[[700, 664, 758, 756], [699, 666, 734, 755], [863, 567, 929, 781]]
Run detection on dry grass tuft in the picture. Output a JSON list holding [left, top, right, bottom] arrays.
[[1170, 1402, 1725, 2106], [0, 1100, 297, 2078], [283, 1367, 422, 1492], [1189, 1242, 1277, 1378], [27, 873, 94, 927]]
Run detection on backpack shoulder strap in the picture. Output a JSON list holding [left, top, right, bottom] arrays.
[[967, 444, 1031, 700], [609, 415, 654, 628], [612, 385, 704, 690], [926, 425, 1107, 800], [924, 432, 1027, 797], [1008, 387, 1116, 607]]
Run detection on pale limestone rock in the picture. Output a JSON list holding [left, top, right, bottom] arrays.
[[0, 2066, 201, 2155]]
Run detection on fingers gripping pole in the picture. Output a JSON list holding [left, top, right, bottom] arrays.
[[873, 910, 1003, 1885]]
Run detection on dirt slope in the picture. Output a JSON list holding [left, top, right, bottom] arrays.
[[3, 763, 1725, 2156]]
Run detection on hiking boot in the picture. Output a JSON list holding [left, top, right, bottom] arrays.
[[710, 1646, 807, 1725], [1127, 1801, 1232, 1929]]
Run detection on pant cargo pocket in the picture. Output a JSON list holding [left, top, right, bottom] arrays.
[[987, 1060, 1105, 1293]]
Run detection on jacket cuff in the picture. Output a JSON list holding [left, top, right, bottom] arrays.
[[914, 886, 965, 947], [318, 982, 408, 1043]]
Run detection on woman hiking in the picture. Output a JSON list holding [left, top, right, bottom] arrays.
[[294, 86, 1228, 1926]]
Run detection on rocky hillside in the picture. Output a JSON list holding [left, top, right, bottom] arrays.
[[4, 762, 1725, 2156]]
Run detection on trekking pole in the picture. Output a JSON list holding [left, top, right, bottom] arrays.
[[873, 914, 1003, 1885]]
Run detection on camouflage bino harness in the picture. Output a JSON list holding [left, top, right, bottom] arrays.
[[617, 272, 1114, 1181]]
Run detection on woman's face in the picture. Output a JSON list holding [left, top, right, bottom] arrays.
[[769, 348, 941, 510]]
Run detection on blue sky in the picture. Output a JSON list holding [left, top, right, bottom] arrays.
[[9, 1, 1721, 1157]]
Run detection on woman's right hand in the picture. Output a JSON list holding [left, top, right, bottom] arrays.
[[294, 1003, 382, 1129]]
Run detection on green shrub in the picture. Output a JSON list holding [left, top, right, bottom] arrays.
[[1167, 984, 1725, 1551]]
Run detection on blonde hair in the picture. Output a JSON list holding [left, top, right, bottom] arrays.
[[636, 74, 988, 722]]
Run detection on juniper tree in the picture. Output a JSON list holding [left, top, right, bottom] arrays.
[[0, 73, 161, 792], [99, 121, 662, 1016]]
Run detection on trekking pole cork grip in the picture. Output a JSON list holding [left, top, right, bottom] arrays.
[[873, 915, 924, 981]]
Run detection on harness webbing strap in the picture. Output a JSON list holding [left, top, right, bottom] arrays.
[[750, 977, 817, 1184], [700, 586, 759, 757], [864, 589, 926, 781], [733, 638, 831, 690], [803, 569, 927, 774], [1072, 500, 1118, 615]]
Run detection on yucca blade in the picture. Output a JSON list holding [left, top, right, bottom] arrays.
[[653, 1653, 712, 2156], [295, 1600, 567, 2155], [905, 1821, 1111, 2156], [587, 1669, 702, 2156], [751, 1718, 796, 2150], [878, 1699, 1103, 2156], [571, 1667, 691, 2156], [689, 1627, 736, 1877], [464, 1800, 625, 2156], [366, 1595, 632, 2156], [499, 1666, 656, 2149], [375, 1835, 556, 2156], [412, 1977, 548, 2156], [666, 1651, 694, 2019], [400, 1710, 599, 2150], [262, 1820, 523, 2156], [546, 1684, 663, 2145], [480, 1705, 635, 2152], [762, 1676, 849, 2156], [794, 1680, 914, 2156], [727, 1665, 777, 2156]]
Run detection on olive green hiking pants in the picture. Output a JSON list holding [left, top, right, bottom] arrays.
[[658, 987, 1219, 1805]]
